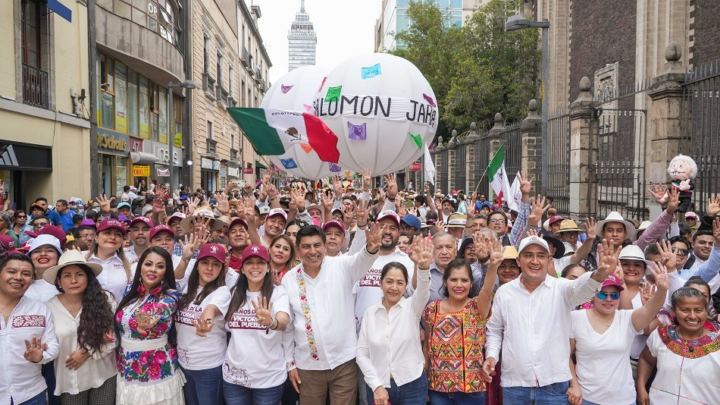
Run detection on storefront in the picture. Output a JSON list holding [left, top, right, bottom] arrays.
[[0, 141, 52, 211], [201, 157, 220, 192], [142, 140, 182, 188], [97, 128, 130, 197]]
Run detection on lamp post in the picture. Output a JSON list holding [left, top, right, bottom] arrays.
[[506, 14, 550, 195], [167, 80, 199, 192]]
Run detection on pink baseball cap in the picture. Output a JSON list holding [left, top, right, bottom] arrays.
[[149, 225, 174, 240], [228, 217, 249, 230], [376, 210, 400, 226], [129, 216, 153, 229], [241, 244, 269, 263], [601, 274, 625, 291], [197, 243, 227, 264], [97, 219, 127, 236], [548, 215, 565, 225], [322, 220, 346, 234]]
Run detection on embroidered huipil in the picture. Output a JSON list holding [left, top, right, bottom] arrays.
[[115, 289, 184, 404], [282, 247, 378, 371], [0, 296, 59, 405], [423, 299, 487, 393]]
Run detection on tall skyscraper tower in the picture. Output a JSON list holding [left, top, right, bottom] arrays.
[[288, 0, 317, 71]]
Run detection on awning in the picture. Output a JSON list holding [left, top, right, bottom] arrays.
[[130, 152, 157, 165], [44, 0, 72, 22], [255, 160, 267, 169]]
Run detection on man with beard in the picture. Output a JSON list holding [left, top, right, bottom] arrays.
[[261, 208, 287, 248], [124, 216, 152, 263]]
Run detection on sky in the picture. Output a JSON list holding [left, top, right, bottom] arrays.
[[251, 0, 383, 83]]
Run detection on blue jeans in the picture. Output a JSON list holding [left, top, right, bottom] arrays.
[[15, 391, 47, 405], [428, 390, 485, 405], [223, 381, 284, 405], [181, 365, 225, 405], [365, 373, 428, 405], [502, 381, 570, 405], [41, 361, 60, 405]]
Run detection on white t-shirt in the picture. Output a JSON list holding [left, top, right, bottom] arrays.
[[646, 328, 720, 405], [176, 286, 232, 370], [90, 253, 130, 303], [570, 309, 641, 405], [553, 256, 572, 276], [630, 292, 647, 359], [224, 287, 290, 389]]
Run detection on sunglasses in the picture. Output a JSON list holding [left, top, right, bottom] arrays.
[[34, 222, 49, 227], [16, 215, 26, 218], [596, 291, 621, 300], [671, 247, 689, 256]]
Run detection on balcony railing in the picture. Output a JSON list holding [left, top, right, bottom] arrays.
[[241, 47, 250, 67], [206, 138, 217, 156], [22, 64, 49, 109]]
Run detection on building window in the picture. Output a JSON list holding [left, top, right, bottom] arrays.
[[159, 87, 168, 143], [203, 37, 210, 74], [139, 75, 151, 139], [229, 66, 234, 97], [114, 61, 129, 133], [207, 120, 213, 140], [100, 0, 178, 45], [217, 53, 223, 88], [99, 54, 116, 129], [174, 97, 182, 147], [21, 0, 41, 68], [128, 71, 139, 136]]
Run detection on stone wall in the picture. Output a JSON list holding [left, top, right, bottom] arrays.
[[690, 0, 720, 65]]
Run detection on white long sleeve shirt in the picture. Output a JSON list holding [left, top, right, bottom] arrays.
[[282, 247, 378, 371], [485, 271, 601, 387], [356, 269, 430, 391], [0, 296, 60, 404]]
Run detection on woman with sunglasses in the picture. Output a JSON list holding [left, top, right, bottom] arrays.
[[568, 263, 669, 405], [12, 210, 30, 245], [637, 287, 720, 405], [175, 244, 232, 405]]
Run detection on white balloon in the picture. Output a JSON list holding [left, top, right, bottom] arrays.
[[260, 66, 343, 180], [313, 53, 438, 175]]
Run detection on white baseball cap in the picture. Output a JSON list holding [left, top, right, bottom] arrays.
[[518, 235, 550, 254], [27, 234, 62, 256]]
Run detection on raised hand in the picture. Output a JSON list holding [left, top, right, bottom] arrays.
[[362, 168, 372, 192], [384, 173, 398, 199], [639, 282, 656, 306], [152, 193, 166, 215], [216, 192, 230, 215], [135, 309, 161, 335], [487, 239, 504, 269], [713, 217, 720, 245], [252, 296, 274, 327], [472, 232, 491, 260], [647, 183, 668, 205], [96, 195, 111, 215], [341, 204, 354, 226], [192, 317, 216, 337], [525, 228, 539, 238], [188, 196, 200, 213], [666, 188, 680, 214], [356, 199, 369, 227], [596, 239, 620, 277], [528, 195, 551, 226], [655, 240, 677, 272], [332, 176, 343, 197], [708, 196, 720, 217], [321, 192, 334, 212], [647, 261, 669, 292], [291, 188, 306, 211], [24, 336, 45, 363], [412, 236, 434, 269], [585, 218, 597, 240], [518, 171, 534, 196], [365, 222, 383, 253]]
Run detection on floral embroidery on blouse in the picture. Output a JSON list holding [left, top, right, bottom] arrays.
[[116, 290, 180, 383], [296, 269, 319, 361], [423, 300, 487, 393], [658, 325, 720, 359]]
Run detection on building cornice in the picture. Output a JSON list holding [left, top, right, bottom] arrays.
[[237, 0, 272, 67]]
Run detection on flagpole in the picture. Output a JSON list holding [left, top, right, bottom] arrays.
[[472, 166, 489, 196]]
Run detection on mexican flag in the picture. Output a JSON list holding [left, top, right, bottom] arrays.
[[227, 108, 340, 163], [488, 145, 516, 210]]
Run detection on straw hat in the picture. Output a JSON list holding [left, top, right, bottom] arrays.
[[595, 211, 637, 240], [42, 250, 103, 284]]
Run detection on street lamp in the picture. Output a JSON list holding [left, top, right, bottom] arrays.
[[168, 80, 199, 192], [506, 14, 550, 195]]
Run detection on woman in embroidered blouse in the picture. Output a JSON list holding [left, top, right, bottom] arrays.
[[223, 244, 290, 405], [637, 287, 720, 405], [356, 237, 433, 405], [269, 235, 295, 285], [422, 239, 504, 405], [114, 246, 184, 405], [44, 250, 117, 404]]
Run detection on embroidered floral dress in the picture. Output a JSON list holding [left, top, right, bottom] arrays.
[[423, 299, 487, 394], [646, 325, 720, 405], [115, 288, 185, 405]]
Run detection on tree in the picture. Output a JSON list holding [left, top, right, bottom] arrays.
[[392, 0, 541, 139]]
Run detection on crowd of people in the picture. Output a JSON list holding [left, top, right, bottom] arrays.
[[0, 170, 719, 405]]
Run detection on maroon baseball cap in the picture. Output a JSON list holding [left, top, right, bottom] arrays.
[[241, 244, 269, 263], [197, 243, 227, 264], [25, 224, 68, 246], [548, 215, 565, 225], [0, 235, 17, 253], [149, 225, 174, 240], [97, 219, 127, 236], [229, 217, 249, 230], [601, 274, 625, 291], [376, 210, 401, 226], [322, 220, 346, 234], [129, 216, 153, 229]]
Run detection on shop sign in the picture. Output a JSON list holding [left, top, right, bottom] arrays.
[[201, 158, 221, 171], [228, 167, 240, 178], [132, 165, 150, 177], [0, 141, 52, 171], [130, 137, 144, 152], [243, 167, 254, 174], [409, 162, 421, 172], [157, 167, 170, 177], [97, 129, 129, 153], [149, 141, 181, 167]]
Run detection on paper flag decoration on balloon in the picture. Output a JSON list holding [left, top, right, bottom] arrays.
[[329, 163, 342, 172], [347, 122, 367, 140], [303, 104, 313, 113], [227, 107, 340, 163], [409, 133, 422, 149], [325, 86, 342, 102], [300, 144, 313, 153], [281, 85, 294, 94], [280, 158, 298, 169], [318, 77, 327, 92], [361, 63, 382, 79], [423, 93, 436, 108]]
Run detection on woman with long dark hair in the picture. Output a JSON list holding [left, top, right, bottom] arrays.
[[268, 234, 295, 285], [88, 219, 132, 303], [114, 246, 184, 405], [175, 244, 232, 405], [12, 209, 30, 245], [44, 250, 117, 404], [223, 244, 290, 405]]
